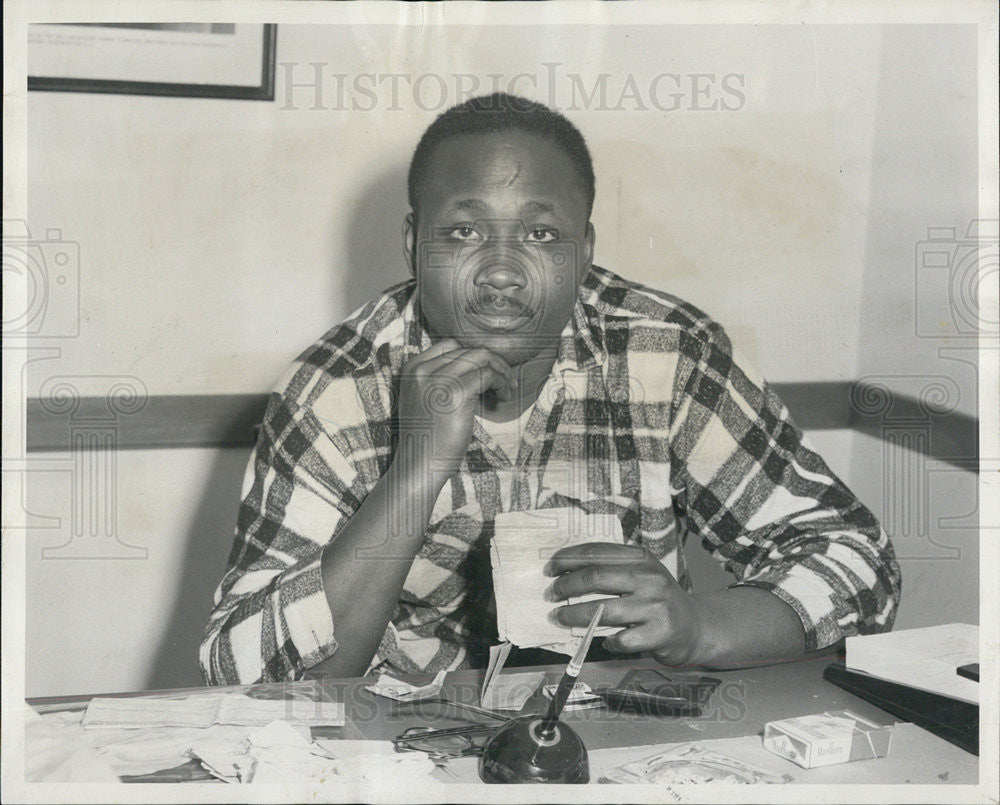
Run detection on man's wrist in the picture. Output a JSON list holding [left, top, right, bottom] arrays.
[[390, 435, 452, 499], [643, 592, 716, 667], [665, 587, 808, 668]]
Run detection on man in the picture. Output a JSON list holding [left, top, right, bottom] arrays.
[[201, 93, 900, 685]]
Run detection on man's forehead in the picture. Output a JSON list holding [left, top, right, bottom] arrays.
[[421, 132, 587, 212], [433, 128, 550, 154], [445, 198, 557, 215], [429, 134, 557, 175]]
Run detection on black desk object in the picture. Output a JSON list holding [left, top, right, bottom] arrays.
[[823, 661, 978, 756], [593, 668, 721, 716]]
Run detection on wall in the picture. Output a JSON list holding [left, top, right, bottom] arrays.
[[25, 448, 245, 696], [22, 23, 980, 697], [685, 429, 980, 634], [26, 24, 894, 396], [852, 24, 981, 633]]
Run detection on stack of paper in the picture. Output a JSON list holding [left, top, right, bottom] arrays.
[[82, 692, 345, 729], [846, 623, 979, 704], [491, 508, 624, 654]]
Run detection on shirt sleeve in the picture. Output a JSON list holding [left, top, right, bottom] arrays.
[[200, 390, 366, 685], [668, 323, 901, 651]]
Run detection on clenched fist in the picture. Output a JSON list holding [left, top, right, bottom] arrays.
[[395, 338, 516, 477]]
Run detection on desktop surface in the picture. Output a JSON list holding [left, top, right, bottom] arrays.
[[26, 656, 979, 786]]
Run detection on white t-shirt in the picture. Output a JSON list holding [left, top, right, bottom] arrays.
[[475, 404, 534, 464]]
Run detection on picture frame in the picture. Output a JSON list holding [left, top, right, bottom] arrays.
[[27, 23, 277, 101]]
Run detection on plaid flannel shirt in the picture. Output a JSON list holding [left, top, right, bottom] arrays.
[[201, 265, 900, 685]]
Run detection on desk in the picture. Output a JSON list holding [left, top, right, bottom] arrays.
[[27, 657, 978, 785]]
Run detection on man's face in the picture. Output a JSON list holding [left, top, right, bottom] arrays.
[[405, 131, 594, 366]]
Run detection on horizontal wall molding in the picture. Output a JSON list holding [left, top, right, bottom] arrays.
[[26, 394, 269, 452], [25, 382, 978, 470]]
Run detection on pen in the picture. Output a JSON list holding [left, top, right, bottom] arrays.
[[537, 603, 605, 739]]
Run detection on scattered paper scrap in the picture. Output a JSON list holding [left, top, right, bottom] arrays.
[[482, 671, 545, 711], [188, 723, 438, 784], [25, 706, 119, 782], [480, 643, 510, 707], [314, 739, 436, 781], [542, 681, 603, 710], [365, 669, 447, 703], [477, 642, 544, 711], [483, 643, 512, 693], [190, 720, 334, 783], [187, 725, 258, 783], [599, 743, 793, 784], [39, 709, 252, 778]]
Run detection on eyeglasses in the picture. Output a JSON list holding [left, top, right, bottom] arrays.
[[392, 724, 497, 761]]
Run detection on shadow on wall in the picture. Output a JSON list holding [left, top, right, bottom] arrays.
[[147, 165, 412, 690], [340, 161, 413, 316], [146, 448, 249, 690]]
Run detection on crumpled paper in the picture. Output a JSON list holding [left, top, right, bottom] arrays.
[[190, 720, 323, 782], [36, 708, 249, 778], [25, 706, 119, 782], [188, 720, 436, 784], [364, 670, 447, 703]]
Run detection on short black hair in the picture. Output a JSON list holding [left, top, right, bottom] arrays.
[[407, 92, 595, 217]]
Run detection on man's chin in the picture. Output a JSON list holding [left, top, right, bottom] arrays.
[[454, 333, 559, 366]]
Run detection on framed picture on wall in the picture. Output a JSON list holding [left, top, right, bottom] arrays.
[[28, 23, 277, 100]]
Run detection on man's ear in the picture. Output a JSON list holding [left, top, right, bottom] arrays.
[[402, 213, 417, 277], [582, 221, 596, 273]]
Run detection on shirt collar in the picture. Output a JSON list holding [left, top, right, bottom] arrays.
[[553, 270, 607, 374]]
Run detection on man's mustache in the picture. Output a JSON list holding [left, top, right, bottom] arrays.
[[472, 290, 531, 315]]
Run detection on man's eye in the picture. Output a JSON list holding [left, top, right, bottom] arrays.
[[525, 227, 558, 243], [449, 225, 482, 241]]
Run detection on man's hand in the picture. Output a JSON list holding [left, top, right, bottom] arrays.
[[546, 542, 811, 668], [396, 338, 515, 476], [545, 543, 706, 666], [313, 339, 515, 678]]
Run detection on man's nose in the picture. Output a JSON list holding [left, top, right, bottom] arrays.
[[473, 260, 528, 291]]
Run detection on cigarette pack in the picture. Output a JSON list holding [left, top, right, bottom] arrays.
[[763, 710, 891, 769]]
